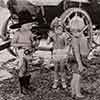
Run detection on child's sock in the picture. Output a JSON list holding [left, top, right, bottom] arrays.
[[71, 74, 76, 96], [52, 71, 59, 89], [74, 73, 84, 97], [61, 73, 66, 88]]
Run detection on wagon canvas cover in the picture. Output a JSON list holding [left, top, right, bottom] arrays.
[[1, 0, 63, 6], [27, 0, 63, 6]]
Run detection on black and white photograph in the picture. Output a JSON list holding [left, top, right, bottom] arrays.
[[0, 0, 100, 100]]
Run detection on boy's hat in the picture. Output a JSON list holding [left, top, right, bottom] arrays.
[[10, 10, 38, 29], [50, 17, 64, 29]]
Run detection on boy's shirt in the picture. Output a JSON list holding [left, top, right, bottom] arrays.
[[12, 29, 33, 48], [48, 31, 70, 49]]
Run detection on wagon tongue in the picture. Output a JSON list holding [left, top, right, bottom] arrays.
[[0, 40, 11, 51]]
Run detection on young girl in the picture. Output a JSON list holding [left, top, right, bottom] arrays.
[[70, 15, 89, 98], [47, 18, 70, 89]]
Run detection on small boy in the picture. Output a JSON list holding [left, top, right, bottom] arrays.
[[10, 10, 37, 95], [47, 17, 70, 89]]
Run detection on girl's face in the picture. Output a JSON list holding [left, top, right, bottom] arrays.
[[55, 26, 63, 35], [21, 23, 32, 30]]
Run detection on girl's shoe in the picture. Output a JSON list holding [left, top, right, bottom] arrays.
[[52, 80, 58, 89], [61, 81, 67, 89], [76, 94, 85, 98], [19, 92, 25, 97]]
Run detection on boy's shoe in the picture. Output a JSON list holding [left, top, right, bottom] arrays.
[[61, 81, 67, 89], [52, 80, 58, 89], [21, 87, 31, 95], [21, 87, 27, 95]]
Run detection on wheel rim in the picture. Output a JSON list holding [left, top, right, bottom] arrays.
[[1, 16, 18, 57]]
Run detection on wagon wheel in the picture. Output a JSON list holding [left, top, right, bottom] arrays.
[[60, 8, 93, 50], [1, 16, 18, 57]]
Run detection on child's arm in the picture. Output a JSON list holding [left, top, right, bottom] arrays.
[[64, 32, 72, 53], [30, 33, 41, 49], [47, 30, 54, 45], [47, 36, 52, 44]]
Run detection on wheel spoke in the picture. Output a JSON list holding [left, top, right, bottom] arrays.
[[68, 17, 70, 22], [81, 25, 88, 33], [75, 12, 78, 17], [82, 15, 85, 19], [1, 16, 18, 56]]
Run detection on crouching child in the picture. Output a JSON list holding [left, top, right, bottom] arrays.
[[10, 10, 38, 95]]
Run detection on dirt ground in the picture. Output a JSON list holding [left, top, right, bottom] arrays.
[[0, 54, 100, 100]]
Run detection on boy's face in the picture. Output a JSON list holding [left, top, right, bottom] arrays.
[[55, 26, 63, 35], [21, 22, 33, 30]]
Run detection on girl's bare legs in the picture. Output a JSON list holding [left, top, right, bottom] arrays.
[[71, 73, 76, 96], [72, 37, 85, 72]]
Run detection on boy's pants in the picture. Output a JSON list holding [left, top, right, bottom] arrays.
[[16, 48, 31, 92]]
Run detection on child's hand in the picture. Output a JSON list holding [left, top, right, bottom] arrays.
[[78, 65, 85, 72], [47, 37, 51, 45]]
